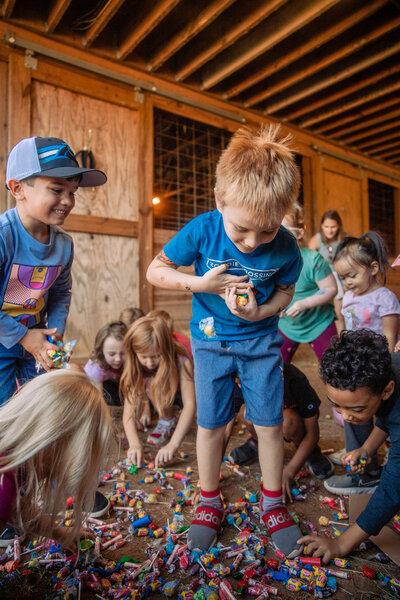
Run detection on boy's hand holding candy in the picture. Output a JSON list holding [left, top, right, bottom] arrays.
[[343, 450, 369, 473], [200, 263, 251, 295], [19, 327, 59, 371]]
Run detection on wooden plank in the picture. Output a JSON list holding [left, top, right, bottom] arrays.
[[82, 0, 125, 48], [317, 98, 400, 135], [1, 0, 15, 17], [0, 60, 7, 214], [265, 40, 400, 115], [64, 214, 138, 237], [148, 0, 235, 72], [7, 51, 31, 160], [138, 97, 154, 313], [45, 0, 72, 33], [201, 0, 341, 90], [247, 15, 400, 108], [224, 0, 387, 99], [117, 0, 181, 60], [358, 131, 400, 151], [375, 146, 400, 159], [342, 119, 400, 145], [322, 106, 400, 138], [175, 0, 287, 82]]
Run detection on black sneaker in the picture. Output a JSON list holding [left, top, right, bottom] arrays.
[[0, 526, 24, 548], [228, 437, 258, 466], [90, 491, 110, 518], [305, 446, 334, 479], [324, 472, 380, 495]]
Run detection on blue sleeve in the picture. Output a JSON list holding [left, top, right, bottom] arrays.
[[163, 219, 200, 267], [46, 243, 74, 335], [356, 433, 400, 535], [275, 238, 303, 286], [0, 237, 29, 348]]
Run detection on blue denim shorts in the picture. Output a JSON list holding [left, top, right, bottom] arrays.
[[191, 331, 284, 429]]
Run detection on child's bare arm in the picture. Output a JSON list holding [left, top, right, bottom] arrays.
[[382, 314, 399, 353], [155, 359, 196, 467], [19, 327, 60, 371], [299, 523, 368, 563], [122, 401, 143, 467], [284, 273, 337, 318], [282, 416, 319, 503], [147, 251, 250, 294], [225, 283, 295, 321]]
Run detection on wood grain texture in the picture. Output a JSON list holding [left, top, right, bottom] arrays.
[[31, 80, 139, 220], [64, 232, 139, 361], [64, 214, 138, 237], [0, 60, 7, 214]]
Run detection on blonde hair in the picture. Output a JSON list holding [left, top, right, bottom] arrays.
[[0, 371, 111, 545], [119, 306, 144, 328], [283, 204, 306, 247], [215, 123, 300, 226], [146, 309, 173, 331], [120, 315, 192, 415]]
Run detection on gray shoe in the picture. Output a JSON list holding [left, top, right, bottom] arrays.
[[324, 472, 380, 495]]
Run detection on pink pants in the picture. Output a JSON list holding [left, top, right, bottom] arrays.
[[279, 320, 337, 363]]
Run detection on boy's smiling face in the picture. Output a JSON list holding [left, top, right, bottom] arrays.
[[216, 201, 283, 253], [326, 381, 394, 425]]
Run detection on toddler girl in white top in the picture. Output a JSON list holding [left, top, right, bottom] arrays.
[[333, 231, 400, 352]]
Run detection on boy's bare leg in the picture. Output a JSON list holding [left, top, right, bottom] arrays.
[[187, 425, 225, 551], [255, 423, 303, 558]]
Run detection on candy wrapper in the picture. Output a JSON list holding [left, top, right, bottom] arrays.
[[392, 253, 400, 267], [36, 339, 77, 372], [199, 317, 217, 339]]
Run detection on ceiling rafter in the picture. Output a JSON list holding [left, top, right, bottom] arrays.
[[358, 130, 400, 151], [1, 0, 15, 18], [201, 0, 341, 90], [117, 0, 181, 60], [375, 146, 400, 159], [246, 15, 400, 107], [264, 39, 400, 115], [45, 0, 72, 33], [82, 0, 125, 48], [225, 0, 387, 100], [326, 107, 400, 139], [147, 0, 235, 72], [339, 117, 400, 144], [175, 0, 288, 82], [316, 97, 400, 134], [286, 63, 400, 124]]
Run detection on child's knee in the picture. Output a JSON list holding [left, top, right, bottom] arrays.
[[283, 408, 304, 442]]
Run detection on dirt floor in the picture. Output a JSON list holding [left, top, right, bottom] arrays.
[[1, 346, 400, 599]]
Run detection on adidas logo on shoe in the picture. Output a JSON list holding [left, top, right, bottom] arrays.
[[196, 510, 220, 526], [262, 507, 295, 534]]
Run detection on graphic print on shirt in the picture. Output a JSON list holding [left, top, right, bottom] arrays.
[[343, 306, 362, 330], [206, 257, 279, 286], [1, 264, 61, 327]]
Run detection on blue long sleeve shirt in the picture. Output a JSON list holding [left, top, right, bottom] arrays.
[[356, 352, 400, 535], [0, 208, 73, 348]]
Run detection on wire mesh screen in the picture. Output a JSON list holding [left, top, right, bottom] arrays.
[[153, 108, 232, 231], [368, 178, 395, 255]]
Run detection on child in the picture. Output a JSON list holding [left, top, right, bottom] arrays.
[[119, 306, 144, 328], [278, 206, 337, 362], [299, 330, 400, 562], [147, 124, 304, 557], [308, 209, 345, 331], [84, 321, 127, 406], [0, 370, 111, 548], [120, 315, 196, 468], [325, 230, 400, 488], [228, 363, 334, 500], [0, 136, 106, 406], [146, 309, 192, 357]]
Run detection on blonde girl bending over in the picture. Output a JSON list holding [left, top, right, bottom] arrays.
[[120, 315, 196, 468], [0, 370, 111, 549]]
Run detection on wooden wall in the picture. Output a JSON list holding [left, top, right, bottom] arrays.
[[1, 29, 400, 354]]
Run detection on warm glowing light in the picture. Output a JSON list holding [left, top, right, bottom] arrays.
[[152, 197, 161, 205]]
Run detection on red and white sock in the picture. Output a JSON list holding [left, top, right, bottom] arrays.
[[260, 486, 303, 558], [187, 488, 223, 552]]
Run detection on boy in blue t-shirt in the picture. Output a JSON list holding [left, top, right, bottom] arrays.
[[0, 136, 106, 405], [147, 124, 304, 558]]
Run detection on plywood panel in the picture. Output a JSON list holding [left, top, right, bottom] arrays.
[[322, 169, 363, 237], [153, 228, 193, 337], [0, 60, 7, 214], [64, 232, 139, 360], [31, 81, 138, 220]]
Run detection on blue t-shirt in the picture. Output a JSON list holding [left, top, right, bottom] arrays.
[[163, 210, 302, 340], [0, 207, 73, 349]]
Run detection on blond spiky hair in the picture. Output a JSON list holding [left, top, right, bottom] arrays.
[[215, 123, 300, 226]]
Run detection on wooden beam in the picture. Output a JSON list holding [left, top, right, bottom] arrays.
[[147, 0, 235, 72], [341, 119, 400, 145], [1, 0, 15, 17], [227, 0, 386, 100], [289, 65, 400, 125], [8, 52, 31, 155], [375, 146, 400, 159], [64, 214, 138, 237], [201, 0, 340, 90], [117, 0, 181, 60], [45, 0, 72, 33], [318, 100, 400, 135], [358, 131, 400, 151], [82, 0, 125, 48], [246, 15, 400, 107], [265, 40, 400, 115], [175, 0, 288, 82]]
